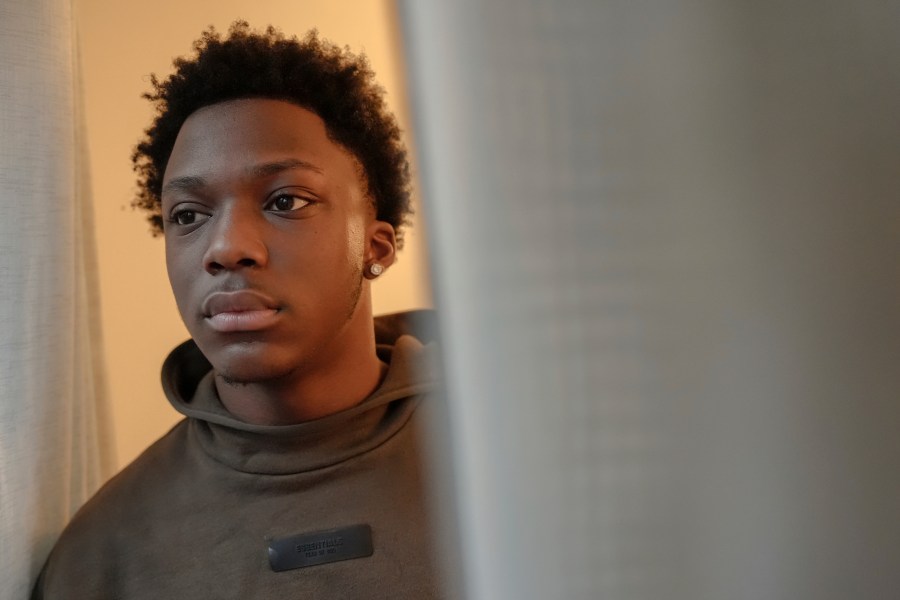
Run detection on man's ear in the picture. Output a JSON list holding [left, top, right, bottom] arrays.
[[364, 220, 396, 278]]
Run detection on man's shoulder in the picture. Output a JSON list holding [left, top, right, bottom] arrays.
[[33, 420, 193, 598], [86, 419, 191, 515], [47, 423, 189, 551]]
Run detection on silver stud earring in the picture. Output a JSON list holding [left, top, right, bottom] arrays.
[[368, 263, 384, 277]]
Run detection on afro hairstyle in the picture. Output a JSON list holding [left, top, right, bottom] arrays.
[[132, 21, 412, 247]]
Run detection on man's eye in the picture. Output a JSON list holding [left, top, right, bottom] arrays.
[[268, 194, 310, 212], [174, 210, 197, 225], [169, 209, 209, 227]]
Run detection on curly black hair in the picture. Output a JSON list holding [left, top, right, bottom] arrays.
[[132, 21, 412, 247]]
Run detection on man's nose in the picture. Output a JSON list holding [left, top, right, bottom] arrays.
[[202, 207, 268, 274]]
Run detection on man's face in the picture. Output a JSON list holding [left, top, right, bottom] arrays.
[[161, 98, 385, 384]]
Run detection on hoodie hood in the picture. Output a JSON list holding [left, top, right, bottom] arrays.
[[159, 309, 440, 475]]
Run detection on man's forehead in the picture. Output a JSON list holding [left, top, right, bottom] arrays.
[[171, 100, 330, 156], [162, 99, 360, 188]]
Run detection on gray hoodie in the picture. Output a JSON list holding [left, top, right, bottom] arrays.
[[33, 311, 442, 599]]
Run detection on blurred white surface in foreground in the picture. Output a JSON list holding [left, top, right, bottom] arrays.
[[402, 2, 900, 598]]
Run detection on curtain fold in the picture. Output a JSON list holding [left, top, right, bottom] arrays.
[[0, 0, 114, 597]]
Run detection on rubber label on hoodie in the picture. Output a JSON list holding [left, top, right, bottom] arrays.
[[268, 524, 374, 571]]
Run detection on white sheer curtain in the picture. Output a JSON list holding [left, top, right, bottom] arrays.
[[0, 0, 113, 597], [402, 2, 900, 598]]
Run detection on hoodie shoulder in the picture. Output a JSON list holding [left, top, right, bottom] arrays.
[[374, 309, 439, 346], [33, 420, 191, 599]]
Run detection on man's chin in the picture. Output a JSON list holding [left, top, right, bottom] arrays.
[[207, 348, 301, 386], [213, 362, 296, 386], [197, 339, 301, 385], [216, 372, 254, 387]]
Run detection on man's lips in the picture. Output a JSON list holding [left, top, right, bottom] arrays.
[[201, 290, 281, 333]]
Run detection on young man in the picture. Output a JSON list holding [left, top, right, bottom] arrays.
[[34, 23, 440, 599]]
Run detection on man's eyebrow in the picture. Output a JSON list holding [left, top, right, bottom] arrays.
[[161, 160, 324, 196], [162, 175, 207, 195], [248, 159, 325, 178]]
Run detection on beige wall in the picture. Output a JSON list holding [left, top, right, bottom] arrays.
[[75, 0, 431, 471]]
